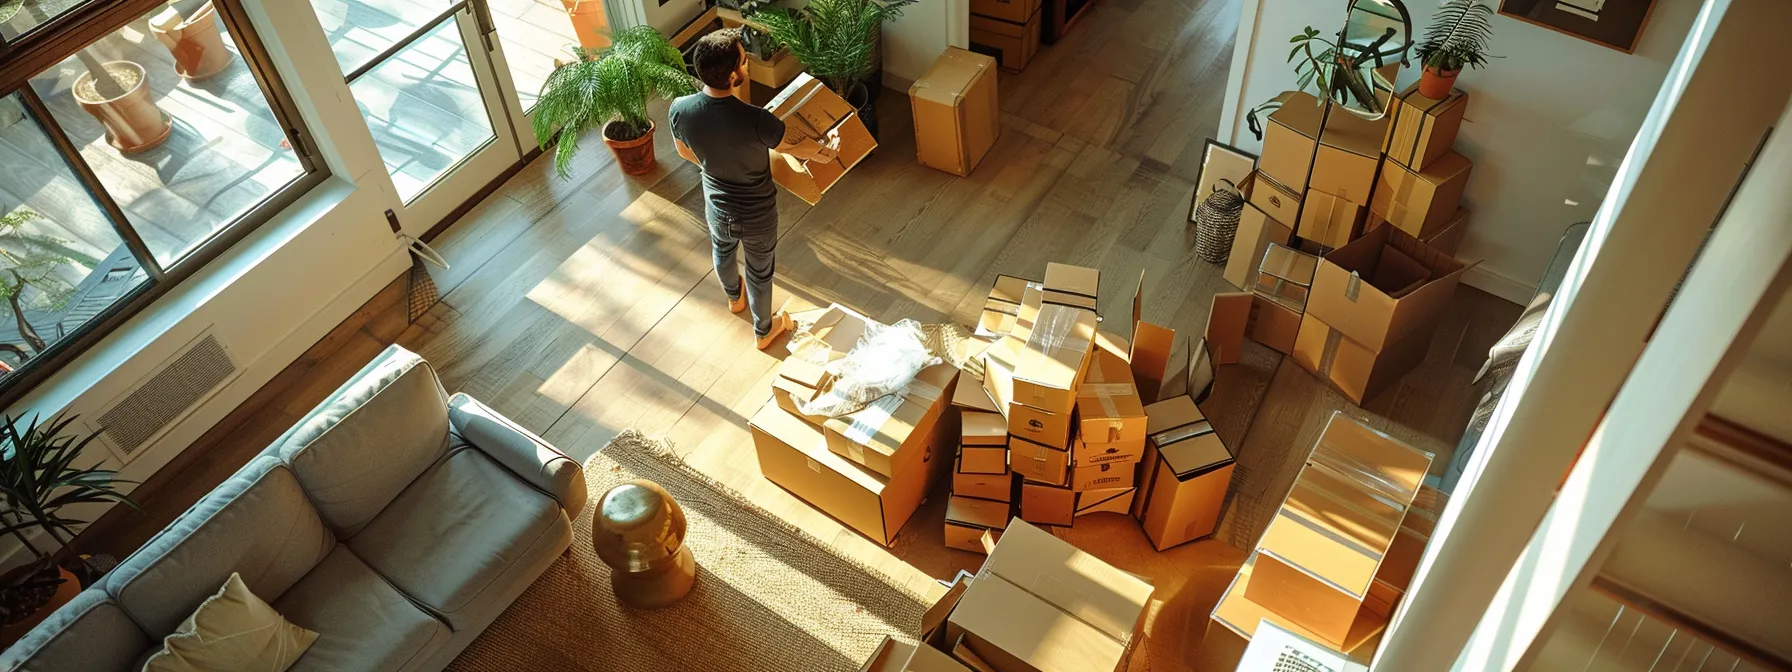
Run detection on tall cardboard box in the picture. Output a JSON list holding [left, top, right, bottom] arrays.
[[970, 0, 1041, 24], [1225, 190, 1294, 290], [1259, 91, 1388, 203], [1245, 413, 1431, 646], [1135, 395, 1235, 551], [970, 10, 1042, 73], [1298, 188, 1365, 250], [1074, 347, 1145, 445], [911, 48, 1001, 178], [944, 495, 1011, 554], [1305, 224, 1469, 352], [766, 73, 877, 205], [1013, 304, 1096, 414], [1369, 152, 1471, 237], [750, 401, 936, 546], [823, 363, 960, 478], [1382, 85, 1467, 171], [1292, 313, 1433, 404]]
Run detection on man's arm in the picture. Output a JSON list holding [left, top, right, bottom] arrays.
[[675, 138, 699, 165]]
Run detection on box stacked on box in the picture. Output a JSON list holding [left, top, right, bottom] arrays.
[[1207, 412, 1433, 660], [969, 0, 1042, 73], [1246, 242, 1317, 355], [1256, 91, 1385, 252]]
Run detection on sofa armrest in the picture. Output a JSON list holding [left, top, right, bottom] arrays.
[[448, 393, 588, 519]]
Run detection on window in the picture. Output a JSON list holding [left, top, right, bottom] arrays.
[[0, 0, 324, 403]]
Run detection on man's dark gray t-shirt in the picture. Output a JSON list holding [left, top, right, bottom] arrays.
[[668, 93, 786, 226]]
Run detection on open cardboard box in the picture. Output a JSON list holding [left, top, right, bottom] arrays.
[[1306, 224, 1470, 352], [766, 73, 878, 205]]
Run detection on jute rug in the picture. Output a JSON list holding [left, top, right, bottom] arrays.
[[446, 430, 932, 671]]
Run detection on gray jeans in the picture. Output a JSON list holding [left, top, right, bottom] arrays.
[[709, 214, 778, 337]]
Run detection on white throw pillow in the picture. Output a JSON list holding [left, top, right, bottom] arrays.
[[141, 572, 318, 672]]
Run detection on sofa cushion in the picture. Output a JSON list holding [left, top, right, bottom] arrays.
[[0, 590, 152, 672], [348, 447, 560, 628], [142, 573, 318, 671], [103, 457, 335, 637], [274, 545, 450, 672], [273, 346, 451, 538]]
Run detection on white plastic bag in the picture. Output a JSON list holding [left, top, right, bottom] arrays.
[[798, 319, 941, 418]]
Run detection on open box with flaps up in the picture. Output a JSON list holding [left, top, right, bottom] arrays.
[[765, 73, 878, 205], [1305, 223, 1469, 352]]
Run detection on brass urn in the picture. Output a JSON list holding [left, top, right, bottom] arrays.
[[591, 480, 696, 608]]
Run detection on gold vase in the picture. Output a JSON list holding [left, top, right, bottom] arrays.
[[591, 480, 696, 609]]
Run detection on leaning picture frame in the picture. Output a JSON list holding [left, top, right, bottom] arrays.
[[1498, 0, 1658, 53], [1192, 139, 1258, 221]]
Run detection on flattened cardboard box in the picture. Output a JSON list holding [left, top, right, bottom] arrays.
[[911, 47, 1000, 178], [1075, 487, 1135, 517], [1075, 347, 1145, 445], [976, 275, 1032, 339], [969, 9, 1041, 73], [1305, 224, 1469, 352], [1018, 479, 1075, 527], [1014, 304, 1096, 414], [944, 495, 1011, 554], [1292, 313, 1432, 405], [1137, 395, 1235, 551], [1369, 152, 1471, 238], [1382, 85, 1467, 172], [953, 460, 1015, 502], [1225, 189, 1294, 290], [1042, 262, 1101, 311], [1010, 434, 1069, 485], [750, 401, 930, 546], [824, 363, 959, 478]]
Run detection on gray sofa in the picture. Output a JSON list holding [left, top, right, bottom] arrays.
[[1, 345, 587, 671]]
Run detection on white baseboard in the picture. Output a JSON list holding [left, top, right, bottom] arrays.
[[1464, 266, 1537, 306]]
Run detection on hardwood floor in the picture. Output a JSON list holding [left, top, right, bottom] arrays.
[[74, 0, 1523, 666]]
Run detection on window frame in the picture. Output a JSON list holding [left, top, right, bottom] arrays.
[[0, 0, 329, 408]]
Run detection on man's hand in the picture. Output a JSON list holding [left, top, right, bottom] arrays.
[[813, 130, 841, 162]]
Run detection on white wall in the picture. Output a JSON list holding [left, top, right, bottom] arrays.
[[883, 0, 971, 85], [1219, 0, 1701, 302]]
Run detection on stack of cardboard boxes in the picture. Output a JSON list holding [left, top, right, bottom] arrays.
[[1220, 84, 1477, 403], [969, 0, 1042, 73], [1207, 412, 1437, 662]]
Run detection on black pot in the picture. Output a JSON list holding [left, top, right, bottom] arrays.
[[848, 82, 878, 140]]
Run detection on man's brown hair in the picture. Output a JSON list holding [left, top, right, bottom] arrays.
[[691, 29, 745, 90]]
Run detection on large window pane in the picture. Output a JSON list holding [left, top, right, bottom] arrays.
[[28, 5, 306, 267], [311, 0, 452, 76], [0, 0, 85, 42], [489, 0, 598, 109], [348, 17, 495, 202], [0, 93, 149, 377]]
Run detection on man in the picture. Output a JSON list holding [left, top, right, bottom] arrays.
[[670, 29, 838, 350]]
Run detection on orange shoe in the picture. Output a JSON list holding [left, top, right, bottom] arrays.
[[727, 276, 747, 314], [755, 311, 794, 350]]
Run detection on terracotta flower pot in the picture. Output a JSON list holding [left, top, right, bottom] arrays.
[[74, 60, 172, 155], [0, 566, 79, 643], [1419, 65, 1459, 99], [605, 120, 658, 176], [150, 1, 236, 81], [560, 0, 609, 51]]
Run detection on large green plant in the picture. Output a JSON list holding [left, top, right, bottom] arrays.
[[1414, 0, 1495, 73], [532, 25, 697, 178], [0, 209, 98, 355], [756, 0, 915, 96], [0, 413, 135, 624]]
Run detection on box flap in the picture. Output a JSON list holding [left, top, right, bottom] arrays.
[[910, 47, 995, 107], [751, 402, 886, 492], [1206, 292, 1253, 365], [952, 372, 1001, 414], [1128, 271, 1177, 404], [1076, 348, 1143, 417], [1312, 411, 1433, 502], [1016, 305, 1096, 391], [1258, 242, 1318, 287], [778, 357, 831, 389], [1144, 394, 1206, 435], [1268, 91, 1323, 141], [921, 573, 973, 643], [982, 336, 1022, 415], [1043, 262, 1101, 308], [980, 520, 1153, 643], [961, 411, 1007, 445], [945, 495, 1011, 531], [950, 575, 1125, 672]]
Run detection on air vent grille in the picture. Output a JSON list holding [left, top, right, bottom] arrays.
[[98, 333, 235, 458]]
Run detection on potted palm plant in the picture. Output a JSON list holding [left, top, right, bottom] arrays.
[[533, 25, 697, 178], [1413, 0, 1495, 98], [756, 0, 915, 139], [0, 414, 136, 639]]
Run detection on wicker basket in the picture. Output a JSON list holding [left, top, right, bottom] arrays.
[[1194, 180, 1245, 264]]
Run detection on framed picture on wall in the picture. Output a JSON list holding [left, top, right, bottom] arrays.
[[1498, 0, 1658, 53], [1191, 139, 1257, 222]]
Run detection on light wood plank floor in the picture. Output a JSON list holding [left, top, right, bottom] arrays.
[[77, 0, 1523, 666]]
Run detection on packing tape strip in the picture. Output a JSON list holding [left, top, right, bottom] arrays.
[[1345, 271, 1362, 303], [1318, 325, 1343, 376], [841, 394, 904, 453], [1149, 419, 1213, 447], [901, 379, 944, 403], [1310, 442, 1418, 505]]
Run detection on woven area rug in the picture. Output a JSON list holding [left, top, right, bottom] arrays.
[[446, 430, 932, 671]]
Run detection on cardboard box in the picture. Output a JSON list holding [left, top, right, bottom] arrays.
[[1247, 413, 1431, 645], [953, 370, 1002, 415], [1018, 479, 1075, 527], [1369, 152, 1471, 238], [1225, 194, 1294, 290], [969, 10, 1041, 73], [912, 48, 1001, 178], [1071, 460, 1134, 491], [922, 573, 974, 649], [1074, 348, 1144, 445], [1206, 292, 1252, 365], [861, 635, 975, 672], [1367, 207, 1467, 257], [1298, 188, 1365, 250], [1207, 554, 1387, 665], [1126, 272, 1178, 405], [1075, 487, 1135, 517], [1135, 395, 1235, 551], [1247, 170, 1302, 226], [1009, 434, 1069, 485], [1012, 281, 1045, 343], [954, 461, 1015, 502], [982, 336, 1021, 418], [1382, 85, 1467, 171], [948, 574, 1121, 672], [801, 304, 876, 359], [1305, 224, 1469, 352], [1259, 91, 1388, 203], [772, 358, 834, 425], [1364, 485, 1447, 617], [1006, 401, 1071, 448], [1042, 262, 1100, 311], [1013, 304, 1096, 414], [959, 444, 1010, 475], [1071, 433, 1145, 466], [1253, 242, 1318, 311], [977, 275, 1033, 338], [945, 495, 1012, 554], [766, 74, 878, 205], [975, 520, 1153, 644], [1292, 313, 1433, 404], [970, 0, 1040, 25], [1247, 293, 1301, 355], [750, 401, 934, 546], [824, 363, 960, 478], [950, 635, 1000, 672], [963, 411, 1007, 447]]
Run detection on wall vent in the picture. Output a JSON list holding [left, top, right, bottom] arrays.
[[96, 331, 236, 462]]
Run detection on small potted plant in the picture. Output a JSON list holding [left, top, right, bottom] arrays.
[[533, 25, 696, 178], [0, 414, 137, 639], [16, 2, 170, 153], [756, 0, 915, 139], [1412, 0, 1494, 99], [149, 0, 236, 81]]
